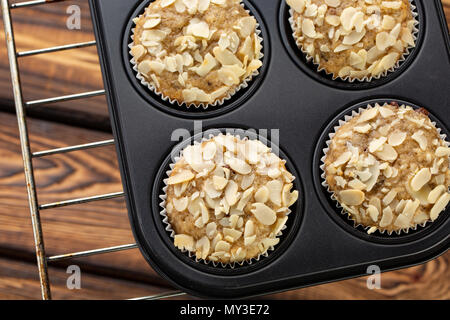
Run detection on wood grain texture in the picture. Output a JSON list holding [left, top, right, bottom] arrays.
[[0, 0, 449, 300], [0, 0, 449, 130], [0, 111, 449, 300], [0, 256, 175, 300]]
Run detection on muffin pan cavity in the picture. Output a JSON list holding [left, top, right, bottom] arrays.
[[123, 0, 270, 118], [153, 128, 304, 274], [312, 98, 449, 244], [91, 0, 449, 299], [279, 0, 425, 90]]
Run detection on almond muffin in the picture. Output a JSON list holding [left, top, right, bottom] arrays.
[[323, 103, 450, 234], [130, 0, 263, 106], [164, 134, 299, 264], [286, 0, 416, 80]]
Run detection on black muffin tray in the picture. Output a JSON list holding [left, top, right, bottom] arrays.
[[90, 0, 450, 299]]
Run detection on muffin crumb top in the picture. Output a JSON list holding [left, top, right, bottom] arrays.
[[165, 134, 299, 264], [287, 0, 416, 80], [131, 0, 263, 105]]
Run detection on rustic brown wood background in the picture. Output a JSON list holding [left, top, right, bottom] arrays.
[[0, 0, 448, 300]]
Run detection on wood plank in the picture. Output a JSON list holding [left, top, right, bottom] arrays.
[[0, 255, 176, 300], [0, 0, 109, 130], [0, 1, 449, 130], [267, 252, 450, 300], [0, 111, 169, 286], [1, 111, 449, 299]]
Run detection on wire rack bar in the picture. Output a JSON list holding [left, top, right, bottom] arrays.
[[130, 291, 187, 301], [1, 0, 51, 299], [47, 244, 138, 262], [10, 0, 63, 9], [17, 40, 97, 57], [39, 191, 125, 210], [25, 89, 105, 107], [32, 139, 115, 158]]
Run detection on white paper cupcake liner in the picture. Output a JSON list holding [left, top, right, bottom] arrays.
[[320, 103, 450, 235], [288, 0, 419, 82], [159, 130, 291, 268], [129, 0, 264, 109]]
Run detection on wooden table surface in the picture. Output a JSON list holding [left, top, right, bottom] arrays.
[[0, 0, 448, 300]]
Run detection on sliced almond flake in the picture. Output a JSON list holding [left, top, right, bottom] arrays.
[[255, 186, 269, 203], [339, 189, 365, 206], [436, 147, 450, 157], [374, 144, 398, 162], [244, 235, 256, 246], [238, 17, 256, 38], [369, 197, 382, 214], [348, 178, 366, 190], [369, 137, 387, 153], [250, 203, 277, 225], [266, 180, 283, 206], [367, 205, 379, 222], [430, 193, 450, 221], [379, 206, 393, 228], [379, 106, 395, 118], [340, 7, 357, 31], [382, 189, 398, 206], [357, 107, 379, 123], [411, 168, 431, 192], [388, 131, 406, 146], [167, 170, 195, 185], [302, 18, 317, 38], [161, 0, 176, 7], [174, 234, 194, 251], [196, 236, 210, 260], [428, 185, 446, 204]]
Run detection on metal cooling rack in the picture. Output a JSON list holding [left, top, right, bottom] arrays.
[[1, 0, 185, 300]]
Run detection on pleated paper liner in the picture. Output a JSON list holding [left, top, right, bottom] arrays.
[[129, 0, 264, 109], [288, 0, 419, 82], [320, 103, 450, 236], [159, 129, 300, 268]]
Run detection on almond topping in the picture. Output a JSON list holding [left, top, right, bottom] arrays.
[[173, 197, 189, 212], [226, 157, 251, 175], [174, 234, 194, 251], [357, 107, 379, 123], [250, 203, 277, 225], [369, 137, 387, 153], [411, 168, 431, 192], [224, 180, 239, 206], [206, 222, 217, 238], [379, 206, 393, 228], [388, 131, 406, 146], [428, 185, 446, 204], [167, 170, 195, 185], [430, 193, 450, 221], [412, 131, 428, 151], [196, 236, 210, 260], [244, 235, 256, 246], [339, 189, 365, 206], [255, 186, 269, 203], [286, 0, 306, 13], [367, 205, 379, 222], [213, 175, 228, 191], [266, 180, 283, 206], [215, 240, 231, 253], [374, 144, 398, 162], [436, 147, 450, 157]]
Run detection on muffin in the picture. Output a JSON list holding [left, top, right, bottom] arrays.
[[286, 0, 417, 80], [323, 103, 450, 234], [130, 0, 263, 107], [163, 134, 299, 264]]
